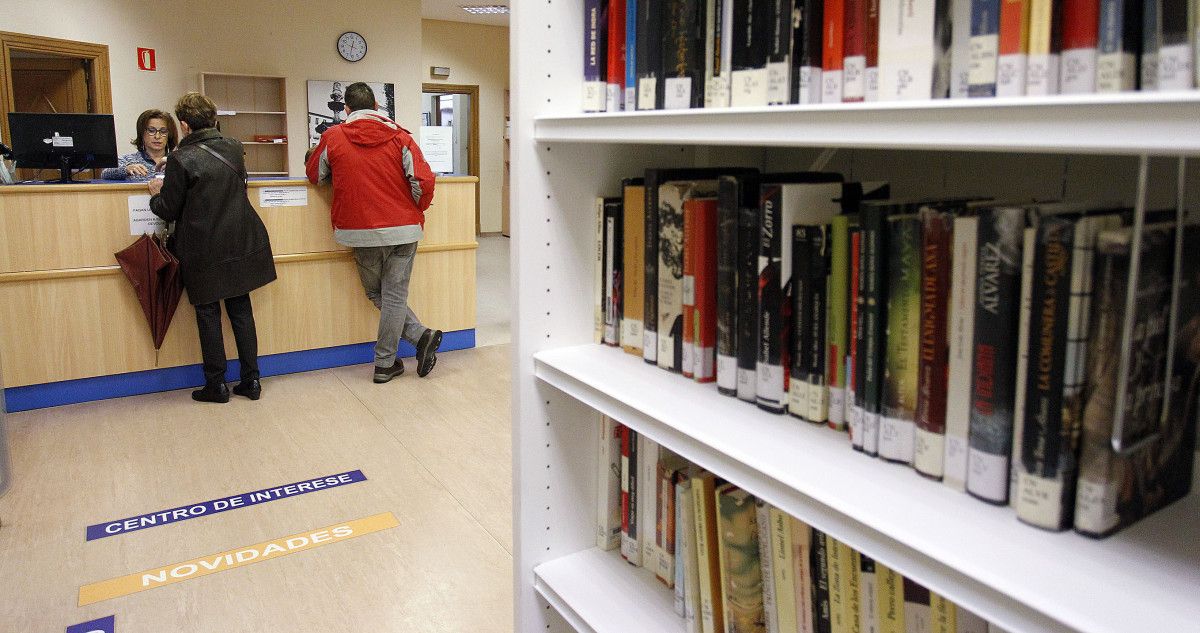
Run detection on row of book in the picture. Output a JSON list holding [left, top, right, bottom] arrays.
[[597, 416, 1007, 633], [594, 167, 1198, 537], [583, 0, 1200, 111]]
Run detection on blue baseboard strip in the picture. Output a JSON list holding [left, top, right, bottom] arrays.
[[4, 329, 475, 413]]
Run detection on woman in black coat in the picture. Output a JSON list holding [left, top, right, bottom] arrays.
[[149, 92, 276, 403]]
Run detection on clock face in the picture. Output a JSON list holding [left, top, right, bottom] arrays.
[[337, 31, 367, 62]]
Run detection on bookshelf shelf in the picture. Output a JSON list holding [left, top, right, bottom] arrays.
[[533, 344, 1200, 633], [535, 548, 686, 633], [534, 93, 1200, 156]]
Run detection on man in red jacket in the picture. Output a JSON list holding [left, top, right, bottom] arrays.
[[306, 82, 441, 383]]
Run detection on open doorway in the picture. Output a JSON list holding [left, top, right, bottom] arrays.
[[421, 83, 480, 234]]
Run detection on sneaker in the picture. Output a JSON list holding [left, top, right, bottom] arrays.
[[192, 383, 230, 403], [416, 329, 443, 377], [373, 360, 405, 383], [232, 379, 262, 400]]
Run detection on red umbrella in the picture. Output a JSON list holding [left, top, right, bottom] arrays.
[[114, 234, 184, 349]]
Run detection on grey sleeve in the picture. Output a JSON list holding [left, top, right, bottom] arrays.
[[101, 153, 133, 180], [318, 147, 332, 183], [401, 146, 422, 206]]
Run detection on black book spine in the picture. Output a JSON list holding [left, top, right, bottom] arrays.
[[731, 0, 754, 70], [860, 204, 889, 456], [644, 171, 661, 364], [967, 207, 1026, 504], [603, 198, 625, 346], [808, 224, 828, 422], [768, 0, 793, 65], [791, 225, 811, 419], [757, 184, 786, 413], [737, 206, 761, 402], [637, 0, 665, 109], [812, 528, 832, 633], [717, 177, 741, 396]]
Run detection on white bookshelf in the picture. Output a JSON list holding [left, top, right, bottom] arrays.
[[510, 4, 1200, 633]]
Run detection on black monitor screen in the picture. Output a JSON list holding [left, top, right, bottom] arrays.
[[7, 112, 118, 183]]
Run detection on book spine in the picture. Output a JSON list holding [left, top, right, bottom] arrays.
[[860, 205, 887, 456], [623, 184, 647, 354], [1141, 0, 1160, 89], [901, 578, 932, 633], [1015, 217, 1074, 530], [718, 179, 741, 394], [807, 225, 831, 423], [1158, 0, 1195, 90], [767, 0, 795, 104], [758, 185, 787, 413], [826, 535, 845, 633], [659, 184, 686, 372], [1008, 227, 1036, 505], [914, 210, 952, 479], [640, 435, 661, 570], [598, 417, 623, 550], [845, 0, 869, 101], [849, 228, 865, 448], [956, 608, 989, 633], [645, 173, 660, 362], [859, 554, 878, 633], [739, 206, 763, 402], [684, 200, 699, 378], [657, 463, 680, 586], [824, 0, 847, 102], [966, 207, 1025, 505], [608, 0, 628, 110], [718, 487, 765, 633], [662, 0, 706, 109], [758, 500, 779, 633], [771, 507, 799, 633], [637, 0, 663, 108], [676, 479, 688, 615], [828, 216, 853, 430], [681, 480, 702, 632], [969, 0, 1002, 96], [604, 199, 624, 346], [875, 562, 904, 633], [696, 199, 721, 382], [791, 226, 814, 418], [708, 0, 737, 107], [793, 0, 826, 103], [997, 0, 1032, 95], [731, 0, 771, 106], [812, 528, 833, 633], [929, 591, 956, 633], [879, 0, 945, 98], [585, 0, 609, 111], [596, 197, 606, 344], [880, 215, 921, 464], [1060, 0, 1100, 93], [693, 474, 725, 633], [952, 0, 977, 96], [1096, 0, 1142, 91], [943, 215, 978, 491], [842, 542, 863, 633], [865, 0, 882, 99], [621, 427, 642, 565], [792, 518, 816, 633], [1025, 0, 1063, 94], [626, 0, 640, 109]]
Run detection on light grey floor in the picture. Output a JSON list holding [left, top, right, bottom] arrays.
[[475, 235, 511, 347]]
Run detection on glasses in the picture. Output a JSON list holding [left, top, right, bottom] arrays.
[[145, 127, 170, 137]]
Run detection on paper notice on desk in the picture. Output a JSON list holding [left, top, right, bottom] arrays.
[[128, 194, 165, 235], [258, 186, 308, 207]]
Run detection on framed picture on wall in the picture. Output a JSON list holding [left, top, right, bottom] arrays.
[[306, 80, 396, 147]]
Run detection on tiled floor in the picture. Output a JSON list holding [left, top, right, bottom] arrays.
[[476, 235, 511, 348]]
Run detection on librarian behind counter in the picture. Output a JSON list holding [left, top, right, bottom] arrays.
[[101, 108, 178, 181]]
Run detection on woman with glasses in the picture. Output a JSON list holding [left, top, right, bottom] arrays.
[[101, 109, 178, 181]]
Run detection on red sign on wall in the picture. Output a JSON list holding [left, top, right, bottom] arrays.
[[137, 48, 156, 71]]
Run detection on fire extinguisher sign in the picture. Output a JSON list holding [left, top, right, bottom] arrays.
[[137, 48, 156, 71]]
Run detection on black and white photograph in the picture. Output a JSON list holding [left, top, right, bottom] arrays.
[[306, 79, 395, 147]]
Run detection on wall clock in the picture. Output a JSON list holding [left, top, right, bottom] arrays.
[[337, 31, 367, 62]]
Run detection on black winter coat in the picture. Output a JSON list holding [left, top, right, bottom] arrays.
[[150, 128, 276, 305]]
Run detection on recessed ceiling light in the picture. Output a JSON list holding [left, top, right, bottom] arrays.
[[460, 4, 509, 14]]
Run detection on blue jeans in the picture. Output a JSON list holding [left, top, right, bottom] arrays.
[[353, 243, 428, 367]]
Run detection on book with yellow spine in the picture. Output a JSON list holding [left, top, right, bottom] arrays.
[[875, 563, 904, 633], [692, 471, 725, 633], [770, 507, 798, 633]]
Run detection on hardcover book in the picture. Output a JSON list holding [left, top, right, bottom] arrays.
[[880, 214, 921, 464], [637, 0, 665, 108], [705, 0, 737, 106], [640, 435, 662, 569], [622, 179, 647, 354], [740, 205, 764, 402], [608, 0, 628, 110], [1141, 0, 1160, 90], [685, 199, 700, 378], [717, 485, 766, 633], [859, 554, 878, 633], [620, 426, 641, 564], [1060, 0, 1100, 93], [849, 228, 865, 448], [969, 0, 1002, 96], [793, 0, 826, 103], [661, 182, 719, 372], [603, 197, 624, 346], [731, 0, 773, 106], [943, 215, 979, 491], [966, 207, 1025, 504], [1096, 0, 1142, 91], [693, 198, 721, 381], [879, 0, 953, 99], [766, 0, 796, 104], [756, 501, 777, 633], [677, 478, 691, 617], [857, 202, 891, 456], [914, 208, 954, 479], [626, 0, 640, 109], [844, 0, 870, 101], [812, 528, 833, 633], [662, 0, 708, 109], [596, 197, 606, 344], [823, 0, 847, 102], [692, 470, 726, 633], [681, 478, 703, 631], [828, 214, 857, 430], [951, 0, 976, 96], [1008, 225, 1037, 504], [791, 226, 815, 419], [658, 455, 689, 586], [1157, 0, 1195, 90], [791, 517, 816, 633], [769, 507, 798, 633], [1025, 0, 1063, 94], [805, 225, 831, 423], [718, 175, 746, 394], [996, 0, 1032, 95], [875, 562, 903, 633], [598, 416, 623, 550], [826, 534, 845, 633], [902, 578, 932, 633], [585, 0, 610, 111]]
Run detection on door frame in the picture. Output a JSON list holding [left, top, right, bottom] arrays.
[[0, 31, 113, 149], [422, 82, 481, 234]]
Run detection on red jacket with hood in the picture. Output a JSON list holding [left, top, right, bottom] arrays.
[[305, 111, 436, 232]]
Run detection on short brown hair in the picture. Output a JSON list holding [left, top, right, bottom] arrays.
[[132, 109, 178, 152], [174, 92, 217, 131], [344, 82, 376, 112]]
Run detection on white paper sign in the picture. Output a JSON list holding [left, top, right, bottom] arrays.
[[419, 126, 454, 173], [128, 194, 165, 235], [258, 186, 309, 207]]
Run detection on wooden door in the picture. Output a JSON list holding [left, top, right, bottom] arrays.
[[11, 56, 90, 179]]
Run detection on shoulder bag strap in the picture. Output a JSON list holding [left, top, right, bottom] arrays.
[[196, 142, 248, 184]]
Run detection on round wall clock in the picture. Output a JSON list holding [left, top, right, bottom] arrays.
[[337, 31, 367, 62]]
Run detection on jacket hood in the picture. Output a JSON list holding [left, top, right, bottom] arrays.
[[342, 111, 408, 148]]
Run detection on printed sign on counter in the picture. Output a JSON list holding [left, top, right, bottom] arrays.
[[127, 195, 165, 236], [257, 186, 308, 208], [67, 615, 114, 633], [78, 513, 400, 606], [419, 126, 454, 173]]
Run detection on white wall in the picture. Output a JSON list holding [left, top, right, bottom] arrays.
[[421, 19, 510, 233], [1, 0, 424, 175]]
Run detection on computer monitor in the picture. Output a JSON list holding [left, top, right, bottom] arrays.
[[7, 112, 118, 184]]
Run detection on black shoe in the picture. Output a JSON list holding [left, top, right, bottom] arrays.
[[233, 379, 262, 400], [416, 329, 443, 377], [373, 360, 405, 383], [192, 383, 230, 403]]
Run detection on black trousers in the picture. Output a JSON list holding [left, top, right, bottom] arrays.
[[194, 294, 259, 386]]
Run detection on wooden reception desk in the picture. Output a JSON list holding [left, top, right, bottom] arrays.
[[0, 177, 477, 390]]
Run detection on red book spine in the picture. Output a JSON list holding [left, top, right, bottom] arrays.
[[682, 199, 698, 379], [607, 0, 627, 86], [865, 0, 879, 68], [1060, 0, 1098, 50], [824, 0, 846, 74], [694, 199, 720, 382], [843, 0, 867, 101], [848, 229, 862, 443]]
